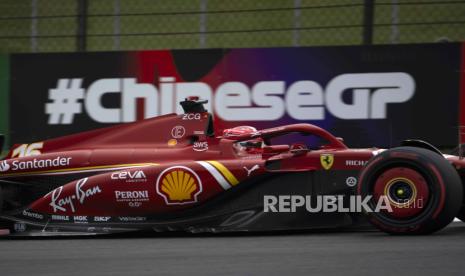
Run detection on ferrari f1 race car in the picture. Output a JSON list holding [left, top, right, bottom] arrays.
[[0, 98, 464, 236]]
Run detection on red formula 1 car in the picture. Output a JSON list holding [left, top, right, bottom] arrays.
[[0, 98, 463, 236]]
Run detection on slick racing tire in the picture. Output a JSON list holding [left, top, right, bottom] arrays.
[[358, 147, 462, 235]]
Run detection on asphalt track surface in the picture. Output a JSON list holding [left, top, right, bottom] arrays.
[[1, 223, 465, 276]]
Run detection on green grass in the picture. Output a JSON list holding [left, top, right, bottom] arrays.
[[0, 0, 464, 53]]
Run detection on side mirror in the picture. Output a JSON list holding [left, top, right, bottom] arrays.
[[262, 145, 290, 158], [289, 143, 309, 156], [290, 148, 308, 156]]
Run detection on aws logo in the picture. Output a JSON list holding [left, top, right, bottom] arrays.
[[156, 166, 202, 205]]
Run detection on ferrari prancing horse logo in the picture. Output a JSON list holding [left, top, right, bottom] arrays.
[[320, 154, 334, 170]]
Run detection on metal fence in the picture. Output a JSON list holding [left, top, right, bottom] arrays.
[[0, 0, 464, 53]]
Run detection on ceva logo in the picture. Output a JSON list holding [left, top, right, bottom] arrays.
[[111, 170, 147, 182], [0, 160, 11, 172]]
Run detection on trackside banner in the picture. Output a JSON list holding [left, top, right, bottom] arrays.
[[9, 43, 462, 147]]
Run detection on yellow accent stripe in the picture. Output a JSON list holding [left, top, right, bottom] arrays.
[[0, 163, 158, 177], [206, 160, 239, 186]]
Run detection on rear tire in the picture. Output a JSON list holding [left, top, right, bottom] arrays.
[[358, 147, 462, 234]]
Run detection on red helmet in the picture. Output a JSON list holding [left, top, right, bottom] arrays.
[[224, 126, 263, 155], [223, 126, 258, 138]]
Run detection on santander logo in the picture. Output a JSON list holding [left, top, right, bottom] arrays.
[[0, 160, 10, 172]]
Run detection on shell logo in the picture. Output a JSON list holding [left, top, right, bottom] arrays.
[[156, 166, 202, 205]]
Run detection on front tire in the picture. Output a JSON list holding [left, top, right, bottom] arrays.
[[358, 147, 462, 234]]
